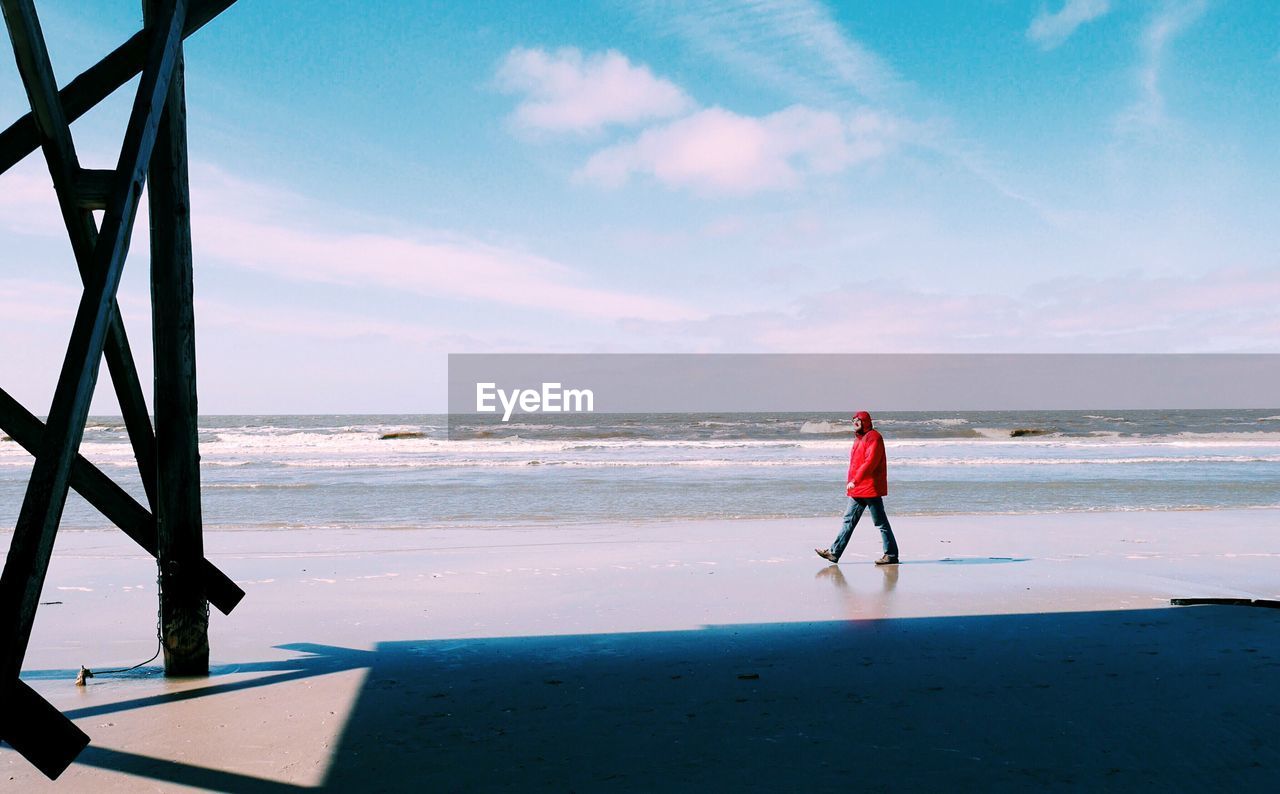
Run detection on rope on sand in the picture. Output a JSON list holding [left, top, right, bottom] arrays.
[[75, 571, 164, 686]]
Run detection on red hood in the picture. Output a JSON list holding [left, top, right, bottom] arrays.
[[854, 410, 873, 435]]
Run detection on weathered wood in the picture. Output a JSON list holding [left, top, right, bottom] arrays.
[[0, 681, 89, 779], [104, 324, 160, 512], [1, 0, 160, 512], [0, 0, 234, 176], [73, 167, 113, 209], [0, 0, 189, 711], [0, 387, 244, 615], [147, 0, 207, 675]]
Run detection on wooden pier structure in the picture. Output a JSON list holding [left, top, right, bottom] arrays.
[[0, 0, 243, 778]]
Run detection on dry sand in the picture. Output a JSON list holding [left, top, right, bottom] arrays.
[[3, 508, 1279, 790]]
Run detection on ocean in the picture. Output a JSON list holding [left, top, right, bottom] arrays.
[[2, 410, 1279, 531]]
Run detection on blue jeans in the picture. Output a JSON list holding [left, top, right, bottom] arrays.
[[829, 497, 898, 560]]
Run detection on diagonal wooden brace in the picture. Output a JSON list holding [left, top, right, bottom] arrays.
[[0, 0, 235, 176], [0, 387, 244, 615], [0, 681, 89, 780]]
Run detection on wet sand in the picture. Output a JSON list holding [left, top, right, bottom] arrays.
[[4, 509, 1280, 790]]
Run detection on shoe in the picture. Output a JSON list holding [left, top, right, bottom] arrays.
[[815, 548, 838, 563], [874, 555, 899, 565]]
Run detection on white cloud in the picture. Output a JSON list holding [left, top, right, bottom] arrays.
[[632, 2, 1066, 222], [579, 105, 896, 195], [1027, 0, 1111, 50], [496, 47, 693, 134], [1117, 0, 1206, 133], [493, 33, 908, 199]]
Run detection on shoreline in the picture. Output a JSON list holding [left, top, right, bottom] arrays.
[[12, 501, 1280, 537], [5, 508, 1280, 789]]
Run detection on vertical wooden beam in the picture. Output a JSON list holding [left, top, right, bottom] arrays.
[[145, 0, 207, 676], [0, 0, 188, 715]]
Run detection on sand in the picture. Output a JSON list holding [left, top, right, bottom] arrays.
[[3, 508, 1279, 790]]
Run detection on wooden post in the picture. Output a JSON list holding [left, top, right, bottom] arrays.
[[0, 0, 188, 717], [146, 0, 206, 676], [0, 0, 238, 777]]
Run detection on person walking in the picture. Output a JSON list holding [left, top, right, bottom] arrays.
[[816, 410, 899, 565]]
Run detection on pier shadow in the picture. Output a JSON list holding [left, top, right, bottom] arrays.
[[15, 604, 1280, 791]]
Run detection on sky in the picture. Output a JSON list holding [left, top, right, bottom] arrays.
[[0, 0, 1277, 413]]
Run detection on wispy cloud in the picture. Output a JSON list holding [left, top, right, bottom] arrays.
[[1, 163, 703, 325], [1116, 0, 1206, 134], [1027, 0, 1111, 50], [496, 47, 693, 134], [617, 269, 1280, 353], [187, 165, 700, 323], [579, 105, 896, 195], [0, 278, 81, 323], [193, 298, 474, 347], [0, 161, 67, 238], [643, 0, 904, 106]]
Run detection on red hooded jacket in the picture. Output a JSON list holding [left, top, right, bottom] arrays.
[[846, 411, 888, 498]]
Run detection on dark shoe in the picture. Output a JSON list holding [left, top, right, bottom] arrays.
[[815, 548, 838, 563], [874, 554, 899, 565]]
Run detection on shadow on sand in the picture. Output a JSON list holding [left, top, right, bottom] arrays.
[[19, 604, 1280, 791]]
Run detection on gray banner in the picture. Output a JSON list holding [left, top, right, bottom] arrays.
[[449, 354, 1280, 419]]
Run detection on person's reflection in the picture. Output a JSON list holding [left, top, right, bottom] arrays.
[[880, 562, 898, 593], [815, 563, 899, 618], [815, 562, 849, 590]]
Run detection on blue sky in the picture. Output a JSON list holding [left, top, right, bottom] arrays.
[[1, 0, 1277, 412]]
